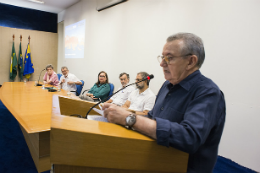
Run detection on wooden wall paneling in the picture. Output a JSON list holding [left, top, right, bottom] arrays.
[[0, 26, 58, 84]]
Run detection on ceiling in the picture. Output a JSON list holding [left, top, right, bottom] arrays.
[[0, 0, 80, 13]]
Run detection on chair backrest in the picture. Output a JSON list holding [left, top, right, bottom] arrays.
[[76, 80, 84, 96], [57, 73, 62, 80], [108, 83, 114, 97]]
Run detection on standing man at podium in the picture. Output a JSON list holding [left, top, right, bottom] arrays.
[[103, 33, 226, 173]]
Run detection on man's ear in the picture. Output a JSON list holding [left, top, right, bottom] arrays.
[[186, 55, 198, 70]]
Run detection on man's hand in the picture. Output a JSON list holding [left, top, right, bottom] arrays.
[[61, 79, 65, 83], [67, 81, 74, 85], [86, 93, 93, 96], [103, 103, 131, 125], [103, 103, 157, 139]]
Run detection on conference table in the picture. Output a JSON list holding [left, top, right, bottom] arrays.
[[0, 81, 188, 173], [0, 81, 79, 172]]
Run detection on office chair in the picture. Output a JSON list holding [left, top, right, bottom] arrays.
[[75, 80, 84, 96], [57, 73, 62, 80], [108, 83, 114, 99]]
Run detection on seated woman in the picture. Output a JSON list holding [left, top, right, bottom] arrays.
[[43, 64, 59, 87], [80, 71, 110, 102]]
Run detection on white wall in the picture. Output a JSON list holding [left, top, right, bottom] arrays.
[[58, 0, 260, 171]]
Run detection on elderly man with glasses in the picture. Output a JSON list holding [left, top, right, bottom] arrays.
[[102, 33, 226, 173], [59, 66, 82, 93], [106, 72, 135, 106]]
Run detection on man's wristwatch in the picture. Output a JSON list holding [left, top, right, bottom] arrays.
[[125, 113, 136, 129]]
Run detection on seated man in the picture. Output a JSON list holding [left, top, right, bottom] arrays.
[[106, 72, 135, 106], [59, 66, 82, 94], [122, 72, 156, 116]]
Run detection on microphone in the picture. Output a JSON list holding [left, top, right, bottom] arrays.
[[84, 74, 154, 119], [36, 69, 46, 86]]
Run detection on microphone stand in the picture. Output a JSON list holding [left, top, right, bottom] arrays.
[[84, 76, 153, 119], [36, 69, 45, 86]]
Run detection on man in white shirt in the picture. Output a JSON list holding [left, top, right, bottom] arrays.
[[106, 72, 135, 106], [122, 72, 156, 116], [59, 66, 82, 94]]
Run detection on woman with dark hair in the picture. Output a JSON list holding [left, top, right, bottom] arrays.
[[80, 71, 110, 102]]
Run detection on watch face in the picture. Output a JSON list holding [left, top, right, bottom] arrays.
[[126, 114, 136, 126]]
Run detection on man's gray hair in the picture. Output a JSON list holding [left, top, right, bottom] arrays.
[[45, 64, 54, 70], [61, 66, 69, 70], [119, 72, 130, 79], [167, 33, 205, 68], [137, 71, 150, 86]]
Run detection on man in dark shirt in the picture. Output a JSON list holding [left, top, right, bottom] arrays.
[[103, 33, 226, 173]]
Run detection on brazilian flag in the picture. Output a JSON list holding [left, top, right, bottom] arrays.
[[18, 42, 24, 80], [23, 44, 34, 79], [10, 42, 17, 80]]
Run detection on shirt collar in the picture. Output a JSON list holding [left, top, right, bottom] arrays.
[[122, 82, 130, 88], [178, 70, 201, 91], [64, 73, 70, 78], [166, 70, 201, 91], [139, 88, 150, 95]]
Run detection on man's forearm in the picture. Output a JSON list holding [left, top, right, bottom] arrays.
[[133, 115, 157, 139], [135, 110, 149, 116], [106, 99, 113, 103], [75, 81, 82, 85]]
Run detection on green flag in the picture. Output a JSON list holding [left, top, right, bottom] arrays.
[[10, 42, 18, 80], [18, 42, 24, 80]]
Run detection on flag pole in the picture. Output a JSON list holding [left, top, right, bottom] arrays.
[[28, 35, 30, 81], [20, 35, 22, 82]]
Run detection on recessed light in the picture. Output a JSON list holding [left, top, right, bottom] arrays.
[[28, 0, 44, 4]]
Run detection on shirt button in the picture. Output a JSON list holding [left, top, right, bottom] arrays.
[[161, 107, 164, 111], [168, 93, 171, 96]]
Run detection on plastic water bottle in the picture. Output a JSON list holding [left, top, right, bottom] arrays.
[[57, 84, 61, 92]]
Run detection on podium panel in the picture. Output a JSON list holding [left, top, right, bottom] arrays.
[[51, 96, 188, 173]]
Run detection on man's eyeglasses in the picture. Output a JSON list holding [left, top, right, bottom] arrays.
[[157, 53, 192, 65], [135, 79, 142, 82]]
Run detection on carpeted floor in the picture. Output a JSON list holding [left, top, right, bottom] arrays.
[[0, 100, 50, 173], [0, 100, 257, 173]]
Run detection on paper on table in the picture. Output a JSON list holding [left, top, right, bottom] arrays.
[[88, 106, 108, 122], [88, 115, 108, 122], [93, 108, 104, 116]]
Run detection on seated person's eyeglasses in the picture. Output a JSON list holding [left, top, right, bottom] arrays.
[[157, 54, 192, 65], [99, 75, 106, 77]]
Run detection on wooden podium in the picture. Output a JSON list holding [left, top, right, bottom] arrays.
[[51, 96, 189, 173]]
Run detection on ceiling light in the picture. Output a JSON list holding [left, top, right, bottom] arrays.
[[28, 0, 44, 4]]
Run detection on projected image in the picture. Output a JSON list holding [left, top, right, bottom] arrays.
[[65, 20, 85, 58]]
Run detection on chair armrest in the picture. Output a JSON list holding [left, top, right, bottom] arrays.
[[82, 89, 90, 95]]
